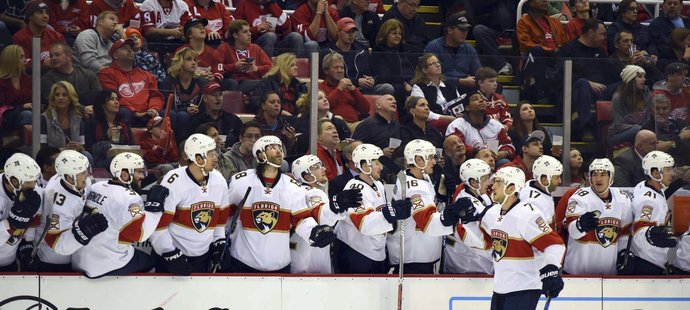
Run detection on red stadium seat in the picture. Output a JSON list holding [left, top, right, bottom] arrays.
[[221, 90, 246, 114], [295, 58, 311, 79], [363, 95, 380, 117], [131, 128, 148, 145]]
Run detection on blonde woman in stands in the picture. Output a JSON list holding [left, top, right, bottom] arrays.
[[84, 90, 134, 168], [0, 45, 32, 131], [293, 89, 352, 154], [251, 52, 308, 115], [608, 65, 651, 147]]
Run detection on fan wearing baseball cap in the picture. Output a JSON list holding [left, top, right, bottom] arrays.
[[11, 0, 65, 67], [503, 130, 546, 180], [187, 82, 243, 146], [140, 115, 179, 176], [652, 62, 690, 116]]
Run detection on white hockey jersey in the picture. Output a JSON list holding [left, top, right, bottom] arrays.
[[563, 187, 633, 275], [445, 117, 514, 152], [387, 172, 452, 265], [290, 186, 344, 274], [443, 188, 494, 274], [462, 199, 565, 294], [0, 174, 42, 267], [228, 170, 318, 271], [519, 181, 556, 228], [72, 181, 161, 278], [140, 0, 189, 29], [335, 176, 393, 261], [149, 167, 230, 257], [631, 181, 673, 269], [36, 175, 90, 265], [675, 230, 690, 272]]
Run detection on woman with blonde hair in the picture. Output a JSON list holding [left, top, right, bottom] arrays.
[[0, 45, 33, 130], [252, 52, 307, 115], [159, 47, 208, 142], [293, 89, 351, 153], [40, 81, 93, 163]]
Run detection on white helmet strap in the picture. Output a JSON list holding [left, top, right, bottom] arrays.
[[193, 154, 209, 176]]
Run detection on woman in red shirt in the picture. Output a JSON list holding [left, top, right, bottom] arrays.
[[0, 45, 33, 131]]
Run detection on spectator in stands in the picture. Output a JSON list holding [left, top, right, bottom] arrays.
[[194, 122, 236, 179], [12, 1, 64, 67], [508, 101, 555, 158], [652, 62, 690, 122], [99, 38, 164, 127], [339, 0, 380, 48], [382, 0, 428, 52], [0, 45, 32, 131], [292, 0, 339, 47], [85, 90, 134, 168], [442, 134, 467, 200], [314, 118, 344, 180], [609, 65, 651, 147], [446, 91, 515, 163], [89, 0, 140, 29], [504, 130, 545, 180], [159, 47, 207, 142], [178, 18, 223, 79], [517, 0, 568, 103], [42, 42, 102, 107], [125, 27, 167, 83], [607, 0, 653, 56], [227, 121, 262, 177], [181, 0, 233, 44], [399, 96, 444, 148], [477, 67, 513, 130], [324, 17, 394, 96], [558, 18, 608, 141], [0, 0, 26, 35], [318, 51, 369, 124], [568, 148, 588, 186], [35, 146, 61, 187], [425, 12, 481, 93], [565, 0, 593, 41], [253, 91, 297, 152], [352, 95, 400, 157], [471, 146, 497, 173], [188, 82, 243, 147], [328, 139, 362, 198], [612, 129, 656, 187], [409, 53, 461, 124], [45, 0, 89, 41], [140, 115, 179, 176], [40, 81, 90, 161], [645, 94, 690, 165], [649, 0, 689, 56], [252, 52, 307, 115], [218, 19, 273, 93], [234, 0, 313, 57], [73, 10, 124, 73], [467, 0, 517, 75], [293, 89, 351, 153], [371, 18, 416, 111], [139, 0, 190, 53], [605, 30, 660, 88], [657, 28, 690, 70]]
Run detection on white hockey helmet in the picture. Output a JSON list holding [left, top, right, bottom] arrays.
[[533, 155, 563, 189], [459, 159, 492, 191], [643, 151, 674, 186], [292, 155, 324, 185], [352, 143, 383, 175], [185, 133, 216, 162], [55, 150, 90, 186], [589, 158, 615, 193], [493, 166, 526, 194], [110, 152, 145, 184], [3, 153, 40, 191], [252, 135, 283, 168], [404, 139, 436, 169]]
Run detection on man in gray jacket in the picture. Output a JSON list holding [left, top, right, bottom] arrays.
[[42, 42, 102, 106], [72, 10, 125, 72], [227, 121, 262, 177]]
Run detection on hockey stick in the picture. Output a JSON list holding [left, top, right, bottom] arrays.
[[396, 170, 406, 310], [544, 296, 552, 310], [213, 187, 252, 273]]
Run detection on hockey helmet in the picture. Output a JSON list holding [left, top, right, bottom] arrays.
[[492, 166, 526, 194], [55, 150, 91, 186], [352, 143, 383, 174], [642, 151, 674, 177], [589, 158, 615, 176], [110, 152, 145, 184], [3, 153, 40, 191], [533, 155, 563, 188], [185, 133, 217, 162], [404, 139, 436, 169], [292, 155, 324, 185], [459, 159, 492, 191]]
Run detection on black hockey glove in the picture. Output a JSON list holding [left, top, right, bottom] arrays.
[[144, 185, 169, 213], [391, 198, 412, 220], [8, 189, 41, 230], [309, 225, 336, 248], [539, 264, 564, 298], [575, 211, 599, 233], [616, 248, 638, 275], [646, 226, 677, 248], [452, 197, 477, 224], [162, 248, 192, 276], [72, 213, 108, 246], [440, 203, 462, 227], [17, 239, 36, 271], [331, 189, 362, 214], [209, 239, 229, 272]]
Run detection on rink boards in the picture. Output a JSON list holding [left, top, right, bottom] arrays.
[[1, 274, 689, 309]]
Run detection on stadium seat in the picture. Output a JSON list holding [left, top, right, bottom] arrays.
[[23, 125, 32, 146], [596, 100, 630, 157], [131, 128, 148, 145], [364, 95, 380, 117], [221, 90, 246, 114], [296, 58, 311, 79]]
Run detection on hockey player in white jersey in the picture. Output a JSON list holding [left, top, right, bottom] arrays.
[[520, 155, 562, 228], [72, 152, 166, 278], [334, 143, 411, 274], [149, 133, 231, 275], [290, 155, 362, 274], [387, 139, 460, 274], [458, 167, 565, 309], [227, 136, 336, 273], [444, 158, 494, 274], [672, 228, 690, 274], [35, 150, 101, 272], [563, 158, 633, 275], [0, 153, 42, 272], [629, 151, 678, 275]]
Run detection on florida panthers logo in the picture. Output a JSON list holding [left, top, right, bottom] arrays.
[[190, 202, 215, 232], [252, 202, 280, 234], [491, 229, 509, 262], [595, 217, 620, 248]]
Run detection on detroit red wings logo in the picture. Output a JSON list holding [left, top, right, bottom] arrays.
[[190, 201, 215, 232], [491, 229, 509, 262], [252, 202, 280, 234], [595, 217, 620, 248], [118, 81, 145, 98]]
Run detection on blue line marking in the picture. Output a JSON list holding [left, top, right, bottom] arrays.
[[449, 296, 690, 309]]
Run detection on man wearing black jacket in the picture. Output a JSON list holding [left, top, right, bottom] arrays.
[[339, 0, 381, 48], [382, 0, 429, 53]]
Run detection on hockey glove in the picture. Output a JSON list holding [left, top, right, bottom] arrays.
[[391, 198, 412, 220], [309, 225, 336, 248], [8, 189, 41, 230], [162, 248, 192, 276], [381, 203, 398, 224], [645, 226, 677, 248], [72, 213, 108, 246], [616, 248, 638, 275], [331, 189, 362, 214], [144, 185, 169, 213], [575, 211, 599, 233], [539, 264, 564, 298], [17, 239, 36, 271], [453, 197, 477, 224], [440, 203, 462, 227], [209, 239, 229, 272]]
